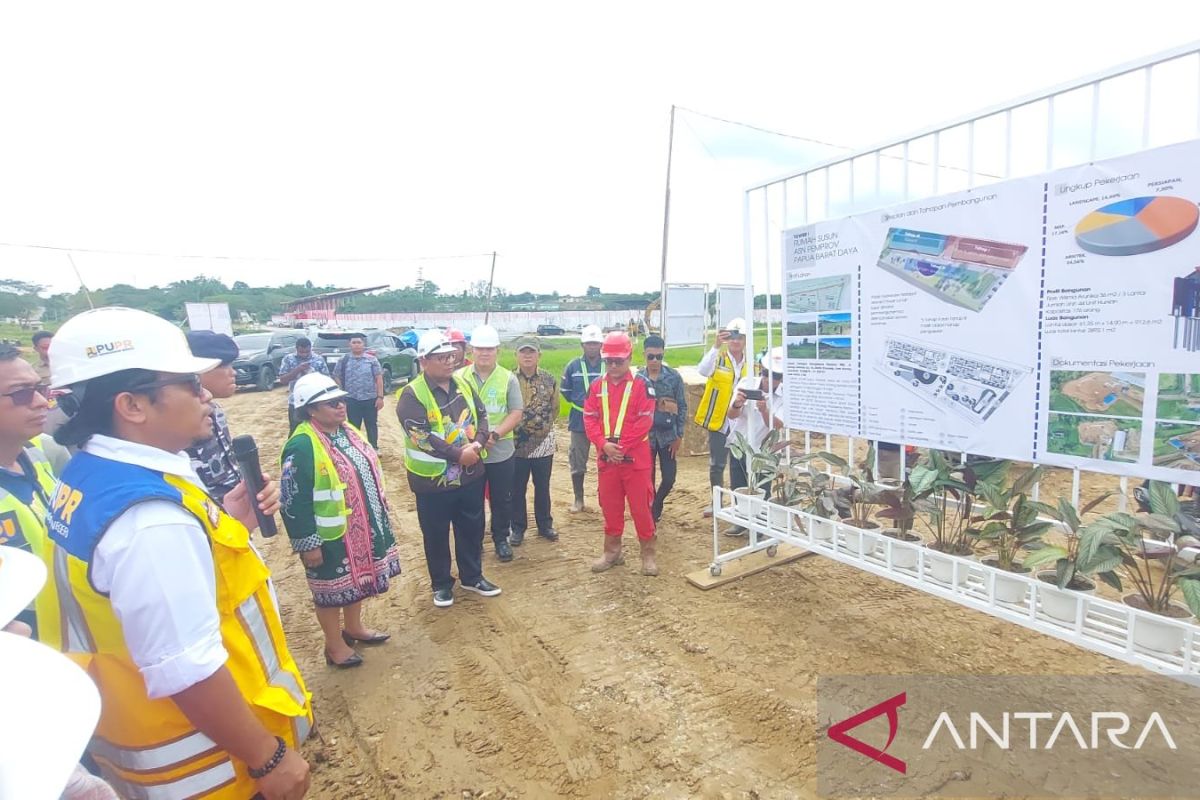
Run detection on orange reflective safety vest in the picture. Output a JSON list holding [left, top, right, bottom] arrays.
[[38, 451, 313, 799]]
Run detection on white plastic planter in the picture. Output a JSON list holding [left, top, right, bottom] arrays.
[[765, 503, 796, 530], [1126, 598, 1194, 655], [810, 517, 836, 542], [732, 487, 765, 518], [926, 549, 971, 587], [1036, 571, 1095, 623], [841, 526, 880, 556], [881, 530, 921, 569], [979, 557, 1030, 604]]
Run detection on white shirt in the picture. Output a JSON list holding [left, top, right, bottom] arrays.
[[727, 383, 785, 452], [696, 346, 746, 380], [87, 435, 228, 699]]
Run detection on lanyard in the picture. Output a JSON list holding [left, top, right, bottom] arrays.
[[601, 377, 633, 439]]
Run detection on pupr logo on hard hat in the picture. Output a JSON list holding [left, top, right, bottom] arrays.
[[85, 340, 135, 359]]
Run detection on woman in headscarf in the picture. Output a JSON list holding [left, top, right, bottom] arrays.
[[281, 373, 401, 668]]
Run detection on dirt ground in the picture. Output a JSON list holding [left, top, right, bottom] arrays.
[[222, 389, 1139, 800]]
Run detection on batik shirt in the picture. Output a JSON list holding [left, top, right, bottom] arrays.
[[186, 402, 242, 502], [514, 367, 558, 459]]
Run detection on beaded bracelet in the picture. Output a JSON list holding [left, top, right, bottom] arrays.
[[249, 737, 287, 780]]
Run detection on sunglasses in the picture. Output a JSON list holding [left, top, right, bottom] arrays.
[[314, 398, 347, 410], [1, 384, 49, 407], [604, 358, 628, 366], [427, 351, 458, 363], [645, 353, 664, 361], [131, 374, 205, 397]]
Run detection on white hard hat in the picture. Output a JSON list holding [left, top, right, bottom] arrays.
[[49, 307, 219, 389], [0, 546, 47, 627], [760, 346, 785, 374], [580, 325, 604, 343], [417, 330, 456, 358], [292, 373, 348, 408], [470, 324, 501, 348], [725, 318, 748, 335], [0, 632, 102, 800]]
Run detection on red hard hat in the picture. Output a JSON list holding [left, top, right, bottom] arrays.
[[600, 331, 632, 359], [446, 328, 467, 344]]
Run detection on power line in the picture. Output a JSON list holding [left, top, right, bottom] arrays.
[[675, 105, 851, 152], [0, 241, 495, 264]]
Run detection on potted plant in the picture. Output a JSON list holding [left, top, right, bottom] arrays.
[[790, 451, 844, 542], [841, 443, 884, 555], [1021, 491, 1113, 622], [875, 477, 927, 569], [968, 466, 1056, 603], [911, 452, 1009, 586], [726, 431, 772, 519], [1076, 481, 1200, 654]]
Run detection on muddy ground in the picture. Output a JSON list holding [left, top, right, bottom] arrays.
[[222, 389, 1138, 799]]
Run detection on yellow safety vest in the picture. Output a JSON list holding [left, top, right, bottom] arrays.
[[286, 421, 375, 542], [601, 377, 634, 439], [38, 453, 313, 800], [0, 439, 56, 558], [403, 374, 482, 478], [694, 351, 748, 431], [457, 365, 515, 442]]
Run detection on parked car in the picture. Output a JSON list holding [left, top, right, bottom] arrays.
[[536, 324, 566, 336], [232, 331, 302, 391], [313, 330, 419, 389]]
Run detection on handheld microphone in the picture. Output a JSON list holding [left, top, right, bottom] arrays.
[[231, 435, 278, 537]]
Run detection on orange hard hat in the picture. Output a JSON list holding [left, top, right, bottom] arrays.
[[446, 328, 467, 344], [600, 331, 632, 359]]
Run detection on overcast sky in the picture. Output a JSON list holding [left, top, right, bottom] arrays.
[[0, 2, 1195, 298]]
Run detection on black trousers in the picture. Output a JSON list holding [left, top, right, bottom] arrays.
[[650, 441, 678, 520], [730, 453, 771, 501], [288, 405, 301, 436], [345, 397, 380, 448], [512, 455, 554, 535], [415, 481, 486, 592], [484, 457, 516, 544]]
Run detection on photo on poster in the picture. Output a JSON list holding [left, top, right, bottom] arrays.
[[787, 337, 819, 360], [1156, 373, 1200, 422], [786, 274, 852, 314], [876, 228, 1028, 312], [1046, 413, 1141, 463], [1049, 370, 1145, 418], [1172, 267, 1200, 354], [817, 312, 852, 335], [873, 334, 1031, 427], [787, 315, 817, 336], [818, 336, 853, 359], [1153, 422, 1200, 472]]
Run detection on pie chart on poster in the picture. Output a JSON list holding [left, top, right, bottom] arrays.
[[1074, 196, 1199, 256]]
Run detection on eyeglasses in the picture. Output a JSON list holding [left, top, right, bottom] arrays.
[[427, 351, 458, 363], [314, 398, 346, 410], [645, 353, 664, 361], [1, 384, 49, 407], [131, 374, 204, 397], [604, 358, 628, 366]]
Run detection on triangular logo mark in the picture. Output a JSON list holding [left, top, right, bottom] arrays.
[[827, 691, 907, 774]]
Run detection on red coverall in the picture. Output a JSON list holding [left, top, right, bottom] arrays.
[[583, 371, 657, 541]]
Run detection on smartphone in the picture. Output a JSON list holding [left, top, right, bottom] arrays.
[[717, 329, 731, 342], [740, 388, 765, 401]]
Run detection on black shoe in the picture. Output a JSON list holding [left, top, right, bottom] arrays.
[[325, 649, 364, 668], [538, 527, 559, 541], [495, 540, 514, 562], [461, 578, 502, 597], [509, 531, 526, 547], [342, 630, 390, 646], [433, 587, 454, 608], [723, 525, 748, 538]]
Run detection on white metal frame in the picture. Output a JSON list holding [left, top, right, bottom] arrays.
[[728, 43, 1200, 678], [711, 487, 1200, 681]]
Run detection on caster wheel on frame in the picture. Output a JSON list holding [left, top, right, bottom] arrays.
[[766, 544, 779, 557], [709, 564, 722, 577]]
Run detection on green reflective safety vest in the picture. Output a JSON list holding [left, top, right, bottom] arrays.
[[457, 365, 514, 441], [403, 374, 482, 478], [0, 438, 57, 558], [287, 422, 370, 542]]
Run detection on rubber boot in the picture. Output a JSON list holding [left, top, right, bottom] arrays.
[[639, 536, 659, 577], [591, 535, 625, 572], [570, 473, 586, 513]]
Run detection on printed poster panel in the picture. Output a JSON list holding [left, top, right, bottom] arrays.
[[857, 178, 1044, 462], [1039, 139, 1200, 483]]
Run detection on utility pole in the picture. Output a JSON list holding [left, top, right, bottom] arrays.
[[657, 105, 676, 334], [484, 251, 497, 324]]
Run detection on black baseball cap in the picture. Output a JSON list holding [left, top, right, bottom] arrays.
[[187, 331, 239, 365]]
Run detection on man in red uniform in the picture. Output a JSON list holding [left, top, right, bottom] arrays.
[[584, 332, 659, 576]]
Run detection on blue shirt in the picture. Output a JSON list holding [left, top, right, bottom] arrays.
[[280, 353, 330, 406], [560, 356, 604, 432], [334, 353, 383, 401]]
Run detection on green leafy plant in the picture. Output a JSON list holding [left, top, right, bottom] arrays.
[[875, 476, 926, 535], [968, 466, 1057, 572], [909, 451, 1009, 556], [1021, 490, 1115, 589], [727, 431, 845, 519], [1076, 481, 1200, 616], [843, 442, 883, 527]]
